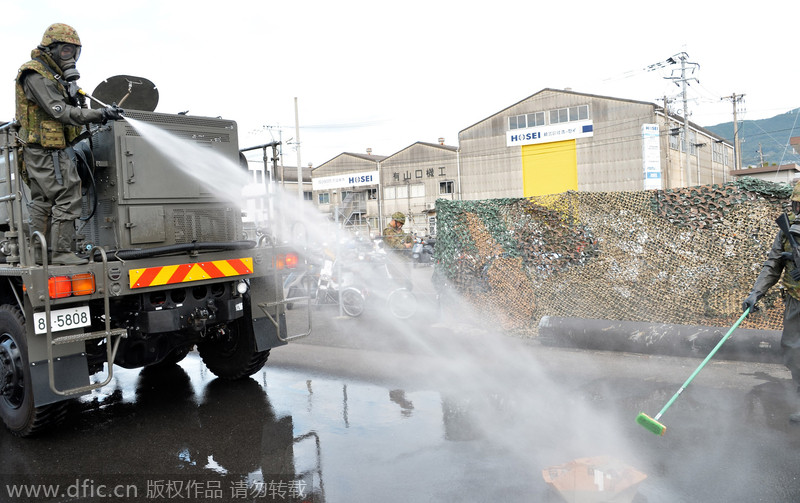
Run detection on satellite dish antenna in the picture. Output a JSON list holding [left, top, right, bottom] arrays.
[[91, 75, 158, 112]]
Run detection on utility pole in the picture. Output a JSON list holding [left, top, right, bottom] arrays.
[[722, 93, 745, 172], [294, 97, 303, 201], [278, 129, 284, 188], [661, 95, 673, 187], [664, 52, 699, 187]]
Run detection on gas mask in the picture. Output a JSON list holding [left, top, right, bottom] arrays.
[[50, 43, 81, 81]]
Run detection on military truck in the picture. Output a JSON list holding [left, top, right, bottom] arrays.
[[0, 77, 308, 436]]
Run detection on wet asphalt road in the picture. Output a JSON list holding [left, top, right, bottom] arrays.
[[2, 267, 800, 502]]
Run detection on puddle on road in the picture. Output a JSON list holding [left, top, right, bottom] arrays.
[[0, 353, 548, 502], [5, 350, 799, 502]]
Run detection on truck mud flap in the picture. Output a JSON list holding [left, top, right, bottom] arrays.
[[245, 276, 288, 351], [30, 353, 90, 406], [252, 314, 288, 352]]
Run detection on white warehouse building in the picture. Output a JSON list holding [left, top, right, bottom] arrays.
[[311, 88, 735, 237]]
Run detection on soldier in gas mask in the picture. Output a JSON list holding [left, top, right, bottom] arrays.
[[15, 23, 124, 264], [743, 183, 800, 421]]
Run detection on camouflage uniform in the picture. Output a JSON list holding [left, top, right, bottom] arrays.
[[383, 224, 411, 250], [15, 24, 105, 264], [383, 212, 412, 250]]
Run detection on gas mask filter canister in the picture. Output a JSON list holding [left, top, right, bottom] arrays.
[[53, 43, 81, 81]]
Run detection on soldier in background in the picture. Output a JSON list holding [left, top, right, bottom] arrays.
[[15, 23, 123, 264], [743, 183, 800, 422], [382, 212, 413, 291], [383, 212, 413, 250]]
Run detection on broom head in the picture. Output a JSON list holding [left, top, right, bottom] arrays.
[[636, 412, 666, 436]]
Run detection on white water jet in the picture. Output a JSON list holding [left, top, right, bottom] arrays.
[[123, 116, 647, 499], [123, 116, 335, 247], [123, 117, 253, 205]]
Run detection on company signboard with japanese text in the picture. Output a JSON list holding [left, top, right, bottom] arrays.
[[312, 171, 379, 191], [642, 124, 662, 190], [506, 120, 594, 147]]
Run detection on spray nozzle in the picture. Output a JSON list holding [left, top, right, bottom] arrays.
[[77, 88, 109, 109], [76, 89, 125, 123]]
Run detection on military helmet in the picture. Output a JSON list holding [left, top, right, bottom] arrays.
[[392, 212, 406, 224], [40, 23, 81, 47], [792, 183, 800, 203]]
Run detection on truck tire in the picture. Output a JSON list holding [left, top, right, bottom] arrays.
[[0, 305, 68, 437], [198, 318, 269, 380]]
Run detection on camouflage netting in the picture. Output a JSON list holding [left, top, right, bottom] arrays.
[[434, 177, 793, 335]]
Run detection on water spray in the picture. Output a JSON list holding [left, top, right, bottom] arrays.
[[636, 308, 751, 436]]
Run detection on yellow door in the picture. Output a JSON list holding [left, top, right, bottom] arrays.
[[521, 139, 578, 197]]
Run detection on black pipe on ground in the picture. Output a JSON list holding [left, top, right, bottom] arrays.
[[537, 316, 783, 364]]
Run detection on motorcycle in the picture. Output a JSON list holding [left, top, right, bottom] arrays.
[[283, 266, 314, 310], [313, 257, 367, 318], [411, 235, 435, 267], [286, 239, 418, 319], [283, 246, 329, 310]]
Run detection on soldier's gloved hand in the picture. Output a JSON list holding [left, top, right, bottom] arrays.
[[66, 82, 81, 104], [742, 292, 761, 314], [100, 105, 125, 124]]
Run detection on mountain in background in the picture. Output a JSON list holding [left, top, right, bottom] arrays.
[[704, 107, 800, 168]]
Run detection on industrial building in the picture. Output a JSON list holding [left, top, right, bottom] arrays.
[[310, 144, 459, 237], [459, 88, 734, 199], [311, 88, 736, 237], [730, 164, 800, 184], [310, 152, 385, 236]]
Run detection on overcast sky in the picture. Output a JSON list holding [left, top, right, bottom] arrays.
[[2, 0, 797, 168]]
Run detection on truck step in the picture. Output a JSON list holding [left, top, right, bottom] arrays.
[[51, 328, 127, 345]]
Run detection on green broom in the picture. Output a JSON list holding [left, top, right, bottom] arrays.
[[636, 308, 751, 436]]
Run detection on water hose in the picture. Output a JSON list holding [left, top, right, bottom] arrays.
[[636, 308, 751, 436], [90, 241, 256, 261]]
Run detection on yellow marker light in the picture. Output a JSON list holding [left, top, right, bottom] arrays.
[[71, 273, 96, 296]]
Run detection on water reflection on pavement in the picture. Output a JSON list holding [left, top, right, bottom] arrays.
[[5, 289, 800, 503], [0, 351, 544, 503]]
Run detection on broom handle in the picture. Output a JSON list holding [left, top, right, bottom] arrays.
[[654, 308, 750, 421]]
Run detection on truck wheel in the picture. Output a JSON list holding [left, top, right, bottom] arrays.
[[198, 320, 269, 380], [0, 305, 67, 436]]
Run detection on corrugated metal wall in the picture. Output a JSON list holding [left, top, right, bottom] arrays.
[[380, 143, 458, 235], [309, 89, 737, 234], [457, 89, 734, 198]]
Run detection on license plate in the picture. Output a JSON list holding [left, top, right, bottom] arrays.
[[33, 306, 91, 334]]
